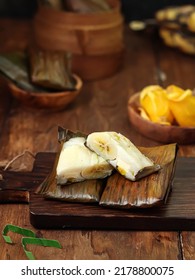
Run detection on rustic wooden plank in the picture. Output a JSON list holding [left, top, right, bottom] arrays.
[[0, 20, 184, 260], [0, 204, 181, 260], [0, 223, 181, 260], [0, 152, 54, 199], [29, 155, 195, 231], [0, 78, 12, 134], [155, 30, 195, 259], [0, 200, 181, 260], [180, 232, 195, 260], [154, 32, 195, 157], [2, 152, 193, 232]]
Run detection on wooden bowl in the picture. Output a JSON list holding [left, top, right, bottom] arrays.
[[33, 0, 124, 81], [128, 93, 195, 145], [7, 74, 82, 111], [33, 0, 124, 55]]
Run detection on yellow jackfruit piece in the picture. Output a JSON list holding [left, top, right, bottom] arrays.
[[140, 85, 174, 125], [139, 107, 150, 121], [166, 85, 195, 127]]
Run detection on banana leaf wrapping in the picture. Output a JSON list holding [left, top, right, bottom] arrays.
[[37, 175, 105, 203], [29, 48, 76, 90], [0, 52, 46, 92], [36, 128, 177, 208], [36, 128, 107, 203], [100, 143, 178, 208], [63, 0, 111, 13]]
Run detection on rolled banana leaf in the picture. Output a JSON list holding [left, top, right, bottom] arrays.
[[99, 143, 178, 208], [64, 0, 111, 13], [29, 48, 76, 90], [0, 52, 46, 92]]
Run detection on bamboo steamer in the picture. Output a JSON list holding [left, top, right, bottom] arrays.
[[33, 0, 124, 80]]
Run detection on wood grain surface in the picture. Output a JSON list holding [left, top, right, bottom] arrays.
[[29, 154, 195, 231], [0, 19, 195, 260], [1, 152, 193, 231]]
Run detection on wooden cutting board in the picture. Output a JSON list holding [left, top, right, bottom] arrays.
[[1, 153, 195, 230], [0, 152, 54, 203]]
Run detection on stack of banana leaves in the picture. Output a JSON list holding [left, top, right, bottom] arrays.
[[155, 5, 195, 55], [36, 127, 178, 209], [0, 49, 76, 93]]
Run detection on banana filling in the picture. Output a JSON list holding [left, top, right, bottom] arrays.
[[86, 132, 161, 181], [56, 136, 113, 185]]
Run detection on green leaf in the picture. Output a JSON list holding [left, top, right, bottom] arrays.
[[2, 224, 62, 260], [0, 52, 46, 92], [2, 224, 36, 244], [22, 237, 62, 260]]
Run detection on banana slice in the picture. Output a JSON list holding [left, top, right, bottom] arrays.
[[85, 132, 117, 160], [81, 162, 113, 179], [56, 136, 113, 185], [86, 132, 161, 181]]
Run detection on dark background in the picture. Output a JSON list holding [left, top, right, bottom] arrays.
[[0, 0, 195, 19], [121, 0, 195, 21]]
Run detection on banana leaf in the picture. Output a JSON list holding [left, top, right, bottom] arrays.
[[37, 171, 105, 203], [0, 52, 46, 92], [58, 126, 86, 143], [29, 48, 76, 90], [64, 0, 111, 13]]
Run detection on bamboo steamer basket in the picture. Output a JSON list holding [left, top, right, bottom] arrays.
[[33, 0, 124, 80]]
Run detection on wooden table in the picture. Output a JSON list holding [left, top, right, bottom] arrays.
[[0, 19, 195, 260]]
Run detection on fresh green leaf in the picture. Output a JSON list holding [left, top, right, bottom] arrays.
[[22, 237, 62, 260], [2, 224, 36, 244]]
